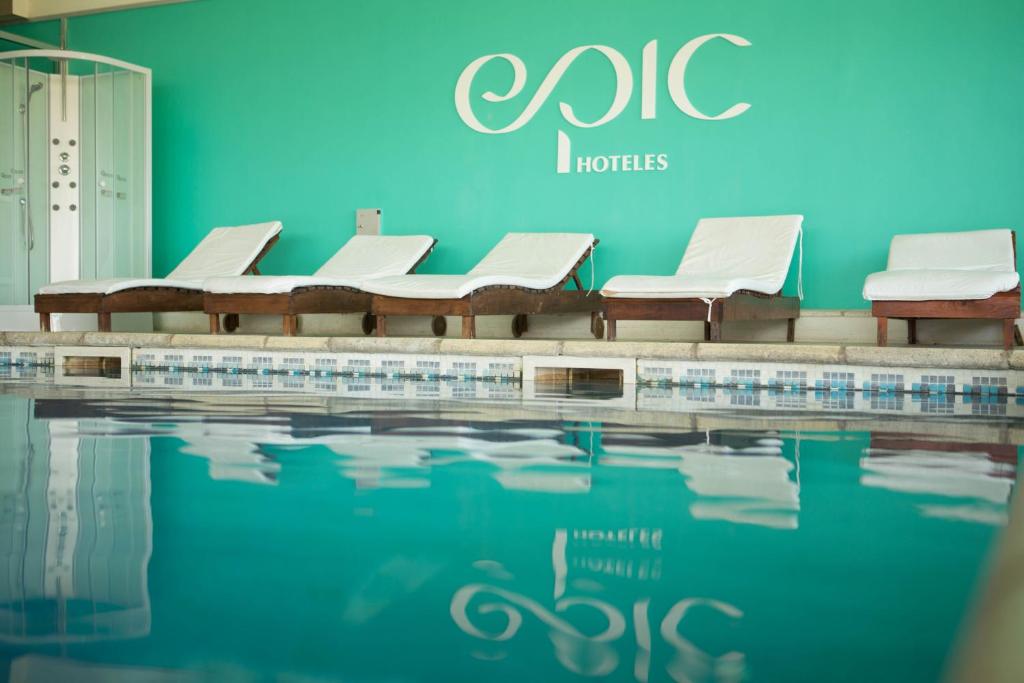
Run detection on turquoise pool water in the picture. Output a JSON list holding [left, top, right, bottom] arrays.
[[0, 384, 1017, 682]]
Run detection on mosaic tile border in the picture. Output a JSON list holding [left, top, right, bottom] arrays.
[[636, 359, 1024, 397], [125, 371, 1024, 418], [130, 348, 522, 382], [4, 343, 1024, 398], [132, 370, 524, 400], [0, 346, 55, 368]]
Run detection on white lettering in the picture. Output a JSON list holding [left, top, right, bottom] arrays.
[[455, 45, 633, 134], [641, 40, 658, 120], [557, 130, 571, 174], [570, 151, 669, 174], [667, 34, 752, 120]]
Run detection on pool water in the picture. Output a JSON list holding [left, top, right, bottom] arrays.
[[0, 384, 1017, 682]]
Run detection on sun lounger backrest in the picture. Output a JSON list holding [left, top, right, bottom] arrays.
[[315, 235, 435, 279], [168, 221, 283, 280], [469, 233, 595, 283], [678, 215, 803, 293], [887, 229, 1015, 272]]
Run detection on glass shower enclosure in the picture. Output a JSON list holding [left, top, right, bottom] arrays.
[[0, 50, 150, 330]]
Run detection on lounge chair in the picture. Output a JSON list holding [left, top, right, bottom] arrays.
[[863, 229, 1021, 349], [35, 221, 282, 332], [202, 234, 436, 335], [363, 232, 602, 339], [601, 215, 804, 341]]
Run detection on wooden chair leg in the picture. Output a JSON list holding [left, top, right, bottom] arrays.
[[876, 317, 888, 346], [907, 319, 918, 345], [376, 315, 387, 337], [209, 314, 221, 335], [98, 312, 112, 332], [1003, 319, 1014, 351], [461, 315, 476, 339], [703, 321, 711, 342], [39, 313, 51, 332], [607, 317, 617, 342], [786, 318, 796, 343], [709, 321, 722, 342]]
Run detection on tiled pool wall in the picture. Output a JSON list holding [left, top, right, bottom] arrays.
[[3, 342, 1024, 399], [635, 359, 1019, 397], [128, 347, 521, 381]]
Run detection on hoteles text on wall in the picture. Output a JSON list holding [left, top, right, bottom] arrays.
[[455, 34, 752, 175]]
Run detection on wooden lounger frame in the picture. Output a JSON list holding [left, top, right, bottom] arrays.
[[872, 231, 1022, 350], [203, 240, 438, 336], [371, 240, 604, 340], [35, 234, 280, 333], [603, 290, 799, 342]]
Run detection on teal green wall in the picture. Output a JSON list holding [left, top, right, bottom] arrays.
[[7, 0, 1024, 308]]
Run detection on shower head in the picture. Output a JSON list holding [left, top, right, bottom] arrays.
[[17, 82, 44, 115]]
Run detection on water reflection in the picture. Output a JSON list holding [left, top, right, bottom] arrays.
[[452, 527, 748, 682], [600, 431, 800, 529], [862, 433, 1016, 525], [0, 398, 151, 644], [0, 386, 1018, 682]]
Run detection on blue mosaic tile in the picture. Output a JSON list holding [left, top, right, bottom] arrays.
[[724, 368, 761, 389], [963, 376, 1008, 395], [912, 374, 956, 395], [769, 370, 807, 391], [683, 368, 716, 387], [863, 372, 905, 394], [816, 371, 855, 392]]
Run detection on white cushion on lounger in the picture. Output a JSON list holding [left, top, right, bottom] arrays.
[[39, 277, 205, 295], [886, 228, 1015, 271], [863, 229, 1020, 301], [600, 274, 770, 299], [601, 215, 803, 299], [863, 269, 1019, 301], [37, 221, 282, 295], [362, 233, 595, 299], [203, 275, 364, 295], [203, 235, 434, 295], [167, 221, 283, 280]]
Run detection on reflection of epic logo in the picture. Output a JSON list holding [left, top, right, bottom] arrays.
[[455, 35, 752, 174]]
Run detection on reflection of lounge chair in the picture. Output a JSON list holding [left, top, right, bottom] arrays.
[[600, 438, 800, 529], [863, 229, 1022, 348], [202, 235, 436, 335], [861, 448, 1014, 504], [35, 221, 282, 332], [601, 215, 803, 341], [363, 232, 603, 339]]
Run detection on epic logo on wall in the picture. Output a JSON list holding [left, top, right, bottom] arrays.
[[455, 34, 751, 175]]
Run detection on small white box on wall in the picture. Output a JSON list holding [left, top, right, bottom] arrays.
[[356, 208, 381, 235]]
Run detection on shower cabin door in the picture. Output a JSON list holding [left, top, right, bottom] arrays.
[[0, 51, 150, 332], [0, 59, 49, 310]]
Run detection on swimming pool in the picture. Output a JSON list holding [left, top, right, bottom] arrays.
[[0, 380, 1017, 682]]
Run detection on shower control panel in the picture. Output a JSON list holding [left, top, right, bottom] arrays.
[[47, 75, 81, 283]]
